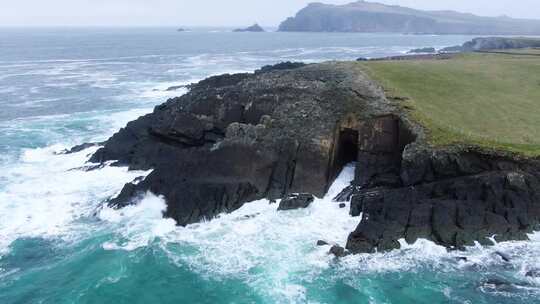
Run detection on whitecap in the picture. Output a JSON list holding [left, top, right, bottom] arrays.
[[96, 164, 359, 301], [100, 192, 176, 251], [0, 144, 149, 255]]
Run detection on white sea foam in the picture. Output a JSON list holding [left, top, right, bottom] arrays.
[[95, 158, 540, 300], [98, 164, 358, 301], [0, 104, 156, 256], [100, 193, 176, 251], [0, 145, 149, 255]]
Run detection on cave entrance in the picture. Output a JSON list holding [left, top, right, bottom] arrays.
[[331, 128, 359, 181]]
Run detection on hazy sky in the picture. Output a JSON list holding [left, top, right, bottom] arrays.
[[2, 0, 540, 27]]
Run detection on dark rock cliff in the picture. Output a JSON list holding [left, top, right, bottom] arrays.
[[90, 62, 396, 226], [89, 61, 540, 253], [345, 145, 540, 253]]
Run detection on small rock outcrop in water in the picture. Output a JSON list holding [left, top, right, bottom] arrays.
[[278, 193, 315, 211], [329, 245, 348, 257], [408, 47, 436, 54], [89, 61, 540, 254], [526, 269, 540, 278], [165, 85, 186, 92], [59, 142, 102, 155], [233, 24, 265, 32], [440, 37, 540, 53]]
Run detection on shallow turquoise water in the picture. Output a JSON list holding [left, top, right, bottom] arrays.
[[1, 28, 539, 303]]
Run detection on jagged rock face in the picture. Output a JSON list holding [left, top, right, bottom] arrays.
[[90, 61, 540, 253], [90, 62, 395, 226], [346, 146, 540, 253]]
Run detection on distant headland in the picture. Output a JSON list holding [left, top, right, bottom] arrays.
[[278, 1, 540, 35]]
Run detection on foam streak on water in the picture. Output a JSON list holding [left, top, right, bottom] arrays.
[[0, 145, 150, 254]]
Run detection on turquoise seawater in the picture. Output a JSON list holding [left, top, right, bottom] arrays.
[[1, 28, 539, 303]]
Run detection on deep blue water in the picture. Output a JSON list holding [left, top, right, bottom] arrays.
[[1, 28, 539, 304]]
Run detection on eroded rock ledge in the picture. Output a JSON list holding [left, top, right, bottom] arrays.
[[89, 61, 540, 253]]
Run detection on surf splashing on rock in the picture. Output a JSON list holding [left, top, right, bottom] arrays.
[[0, 145, 150, 255], [96, 164, 358, 302], [96, 160, 540, 302]]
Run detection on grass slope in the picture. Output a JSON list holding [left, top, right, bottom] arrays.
[[359, 51, 540, 157]]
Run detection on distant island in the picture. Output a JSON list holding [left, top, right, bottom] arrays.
[[233, 23, 265, 32], [278, 1, 540, 35]]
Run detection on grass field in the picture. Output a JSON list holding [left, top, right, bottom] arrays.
[[359, 52, 540, 156]]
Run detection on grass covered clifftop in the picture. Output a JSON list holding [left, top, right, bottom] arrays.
[[358, 51, 540, 157]]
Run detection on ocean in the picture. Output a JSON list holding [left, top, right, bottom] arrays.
[[0, 28, 539, 304]]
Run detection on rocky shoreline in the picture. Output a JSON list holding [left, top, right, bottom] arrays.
[[86, 60, 540, 254]]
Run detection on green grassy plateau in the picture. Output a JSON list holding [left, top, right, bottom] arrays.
[[359, 51, 540, 157]]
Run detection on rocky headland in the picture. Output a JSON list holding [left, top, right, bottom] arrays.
[[87, 59, 540, 254], [278, 1, 540, 35], [439, 37, 540, 53]]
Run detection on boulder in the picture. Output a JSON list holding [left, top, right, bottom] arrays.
[[526, 269, 540, 278], [317, 240, 329, 246], [334, 185, 356, 202], [329, 245, 348, 257], [278, 193, 315, 211]]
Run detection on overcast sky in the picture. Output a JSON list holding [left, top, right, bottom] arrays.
[[2, 0, 540, 27]]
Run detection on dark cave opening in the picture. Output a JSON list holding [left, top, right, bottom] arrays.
[[331, 128, 359, 181]]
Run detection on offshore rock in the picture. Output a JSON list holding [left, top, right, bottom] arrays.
[[329, 245, 348, 258], [233, 24, 265, 32], [278, 193, 315, 211], [408, 47, 436, 54], [317, 240, 329, 246]]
